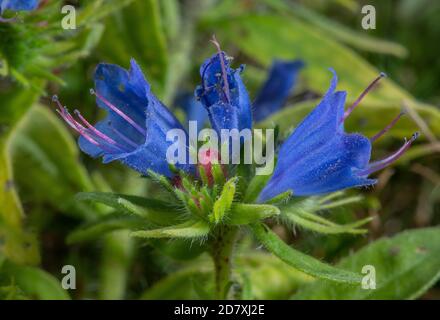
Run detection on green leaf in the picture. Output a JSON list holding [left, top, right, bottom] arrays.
[[76, 192, 180, 225], [99, 0, 169, 95], [10, 106, 96, 220], [280, 197, 371, 235], [250, 223, 362, 284], [0, 87, 43, 265], [292, 227, 440, 299], [160, 0, 181, 43], [67, 213, 150, 244], [217, 14, 412, 105], [131, 220, 210, 239], [99, 231, 134, 300], [140, 252, 313, 300], [211, 177, 237, 223], [228, 203, 280, 225], [1, 260, 70, 300], [236, 253, 313, 299], [77, 0, 135, 27], [284, 213, 370, 235], [263, 0, 408, 57]]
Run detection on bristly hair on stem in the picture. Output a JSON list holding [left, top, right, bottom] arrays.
[[210, 226, 238, 299]]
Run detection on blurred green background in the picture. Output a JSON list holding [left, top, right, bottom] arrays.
[[0, 0, 439, 300]]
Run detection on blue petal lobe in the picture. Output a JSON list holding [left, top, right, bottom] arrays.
[[253, 60, 304, 122], [1, 0, 39, 12], [258, 69, 375, 202], [197, 52, 252, 134], [259, 133, 374, 201], [79, 59, 192, 177]]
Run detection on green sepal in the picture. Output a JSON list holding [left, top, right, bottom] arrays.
[[265, 190, 293, 205], [211, 177, 237, 223], [227, 203, 280, 225], [131, 220, 210, 239], [283, 210, 372, 235], [279, 194, 369, 235], [212, 163, 225, 186], [198, 165, 210, 186], [75, 192, 179, 225], [147, 169, 175, 194]]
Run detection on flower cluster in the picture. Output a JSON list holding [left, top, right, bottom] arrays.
[[55, 40, 417, 203], [0, 0, 39, 20]]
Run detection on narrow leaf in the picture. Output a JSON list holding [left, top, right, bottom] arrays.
[[293, 227, 440, 299], [1, 260, 70, 300], [250, 223, 362, 284], [76, 192, 179, 225], [67, 213, 149, 244], [131, 220, 210, 239], [228, 203, 280, 225], [284, 213, 368, 235]]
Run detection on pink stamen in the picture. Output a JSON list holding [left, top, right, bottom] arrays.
[[109, 123, 139, 149], [52, 95, 121, 152], [370, 111, 405, 143], [54, 104, 100, 147], [210, 35, 231, 103], [90, 89, 146, 136], [74, 110, 119, 146], [358, 132, 419, 176], [341, 72, 387, 123], [0, 14, 18, 23]]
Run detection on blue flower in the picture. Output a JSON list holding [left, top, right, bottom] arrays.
[[258, 69, 418, 202], [253, 60, 304, 122], [195, 38, 252, 134], [54, 59, 193, 178], [0, 0, 39, 13]]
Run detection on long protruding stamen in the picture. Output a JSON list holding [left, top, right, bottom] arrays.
[[370, 111, 405, 143], [90, 89, 146, 136], [341, 72, 387, 123], [358, 132, 419, 176], [210, 35, 231, 103], [52, 95, 123, 152], [108, 123, 139, 149], [0, 14, 18, 23], [74, 110, 120, 146], [53, 96, 100, 146]]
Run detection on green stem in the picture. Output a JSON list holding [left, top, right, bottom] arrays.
[[99, 230, 133, 300], [211, 226, 237, 300]]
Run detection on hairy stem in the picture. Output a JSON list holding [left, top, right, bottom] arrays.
[[211, 226, 237, 300]]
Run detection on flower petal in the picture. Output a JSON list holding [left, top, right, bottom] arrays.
[[78, 59, 192, 177], [259, 133, 374, 201], [1, 0, 39, 13], [276, 70, 345, 170], [197, 52, 252, 133], [253, 60, 304, 122], [94, 60, 148, 145], [258, 70, 376, 202]]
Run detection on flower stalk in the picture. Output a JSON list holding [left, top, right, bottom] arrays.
[[210, 226, 238, 300]]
